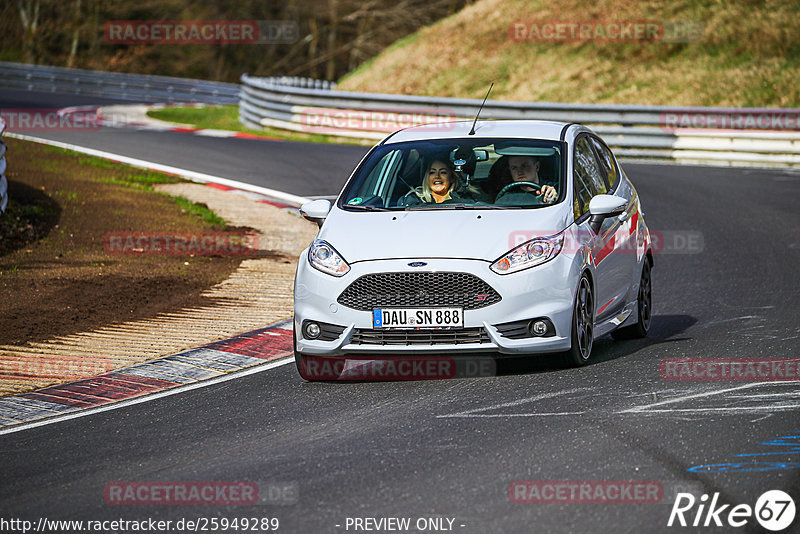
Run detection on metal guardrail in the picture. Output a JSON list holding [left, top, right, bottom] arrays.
[[1, 62, 797, 167], [240, 74, 800, 167], [0, 62, 239, 105]]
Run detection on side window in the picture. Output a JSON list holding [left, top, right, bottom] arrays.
[[573, 137, 607, 219], [362, 150, 401, 197], [589, 136, 618, 191]]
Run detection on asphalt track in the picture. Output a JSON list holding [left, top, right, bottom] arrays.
[[0, 88, 366, 197], [2, 89, 800, 533]]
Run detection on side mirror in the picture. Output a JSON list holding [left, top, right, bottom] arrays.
[[300, 199, 331, 228], [588, 194, 627, 233]]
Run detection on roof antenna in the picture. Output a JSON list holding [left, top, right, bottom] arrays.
[[469, 82, 493, 135]]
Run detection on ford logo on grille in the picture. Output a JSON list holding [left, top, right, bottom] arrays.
[[408, 262, 427, 267]]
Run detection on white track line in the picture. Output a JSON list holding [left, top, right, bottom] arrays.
[[4, 132, 311, 206], [0, 357, 295, 436]]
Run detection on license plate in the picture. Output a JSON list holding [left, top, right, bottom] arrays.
[[372, 308, 463, 329]]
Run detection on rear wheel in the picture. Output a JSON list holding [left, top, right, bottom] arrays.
[[611, 259, 652, 340], [566, 275, 594, 367]]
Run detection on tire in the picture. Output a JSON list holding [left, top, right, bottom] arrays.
[[566, 274, 594, 367], [611, 259, 652, 340]]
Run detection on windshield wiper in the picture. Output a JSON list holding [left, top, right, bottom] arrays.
[[406, 204, 521, 210], [343, 205, 392, 211], [406, 204, 464, 210]]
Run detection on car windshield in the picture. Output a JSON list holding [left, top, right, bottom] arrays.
[[339, 138, 565, 210]]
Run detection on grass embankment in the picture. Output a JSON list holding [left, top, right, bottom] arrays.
[[337, 0, 800, 107], [147, 105, 370, 145], [0, 139, 242, 346], [148, 0, 798, 139]]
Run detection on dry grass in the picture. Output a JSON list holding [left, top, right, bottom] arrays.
[[338, 0, 800, 107]]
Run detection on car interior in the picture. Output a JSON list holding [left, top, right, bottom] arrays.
[[343, 140, 563, 209]]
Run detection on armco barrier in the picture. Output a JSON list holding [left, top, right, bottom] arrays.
[[0, 62, 238, 105], [1, 62, 797, 167], [240, 74, 800, 167]]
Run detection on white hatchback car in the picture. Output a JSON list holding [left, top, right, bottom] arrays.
[[293, 120, 653, 380]]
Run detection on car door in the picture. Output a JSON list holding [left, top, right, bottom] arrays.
[[588, 135, 640, 292], [573, 136, 629, 322]]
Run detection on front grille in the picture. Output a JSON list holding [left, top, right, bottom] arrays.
[[337, 272, 501, 311], [350, 327, 491, 346]]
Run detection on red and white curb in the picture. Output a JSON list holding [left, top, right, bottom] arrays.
[[203, 182, 297, 211], [0, 320, 295, 433], [95, 103, 284, 141], [52, 104, 283, 141]]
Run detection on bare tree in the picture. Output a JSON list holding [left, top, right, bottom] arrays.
[[5, 0, 470, 81], [326, 0, 338, 81], [17, 0, 40, 63], [66, 0, 81, 68]]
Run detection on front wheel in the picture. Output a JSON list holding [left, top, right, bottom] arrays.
[[611, 259, 652, 340], [566, 275, 594, 367]]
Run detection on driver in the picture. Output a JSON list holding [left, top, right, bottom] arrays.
[[494, 155, 558, 204]]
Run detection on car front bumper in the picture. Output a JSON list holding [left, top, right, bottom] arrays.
[[294, 253, 581, 357]]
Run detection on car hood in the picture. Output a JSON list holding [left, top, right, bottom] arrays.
[[316, 205, 574, 263]]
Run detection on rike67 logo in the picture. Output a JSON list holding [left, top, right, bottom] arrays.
[[668, 490, 795, 531]]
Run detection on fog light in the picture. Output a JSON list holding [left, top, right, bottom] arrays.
[[304, 322, 321, 339], [530, 320, 548, 336]]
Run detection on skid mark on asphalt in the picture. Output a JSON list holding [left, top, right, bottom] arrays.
[[621, 382, 800, 415], [0, 321, 294, 433], [436, 388, 589, 418], [435, 383, 800, 419]]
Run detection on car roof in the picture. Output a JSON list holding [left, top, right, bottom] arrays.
[[382, 120, 573, 144]]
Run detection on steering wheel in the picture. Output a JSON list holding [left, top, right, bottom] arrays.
[[496, 181, 543, 198]]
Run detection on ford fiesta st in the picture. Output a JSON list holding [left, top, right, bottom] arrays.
[[293, 120, 653, 380]]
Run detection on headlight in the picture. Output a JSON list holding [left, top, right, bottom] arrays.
[[308, 240, 350, 277], [490, 232, 564, 274]]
